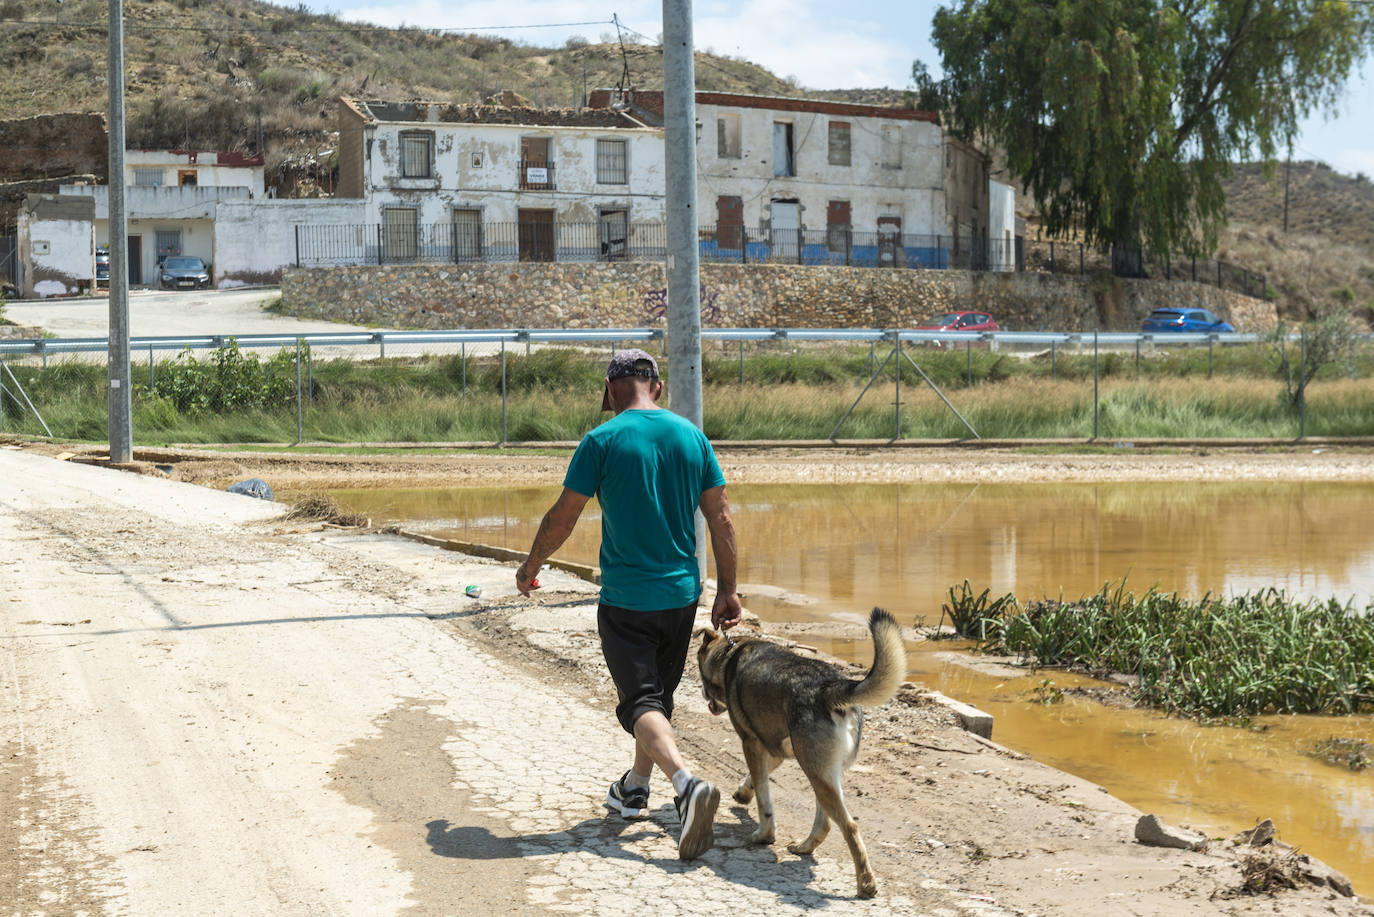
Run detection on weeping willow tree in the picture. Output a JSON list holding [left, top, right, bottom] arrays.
[[931, 0, 1374, 273]]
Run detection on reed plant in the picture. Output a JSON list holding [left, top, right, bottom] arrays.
[[943, 579, 1374, 719], [4, 343, 1374, 443]]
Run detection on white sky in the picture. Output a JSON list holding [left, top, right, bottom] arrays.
[[293, 0, 1374, 177]]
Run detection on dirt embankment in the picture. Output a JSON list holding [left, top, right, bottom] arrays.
[[18, 440, 1374, 492]]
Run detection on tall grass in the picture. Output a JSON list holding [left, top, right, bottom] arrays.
[[3, 343, 1374, 443], [943, 580, 1374, 719]]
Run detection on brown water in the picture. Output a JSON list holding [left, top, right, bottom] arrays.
[[331, 481, 1374, 895]]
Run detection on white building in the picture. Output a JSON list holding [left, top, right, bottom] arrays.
[[335, 99, 666, 262], [15, 194, 95, 298], [590, 89, 971, 267], [57, 150, 265, 287]]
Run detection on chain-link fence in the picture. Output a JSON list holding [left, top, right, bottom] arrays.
[[2, 328, 1372, 445]]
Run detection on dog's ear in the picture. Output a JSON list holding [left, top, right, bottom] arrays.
[[693, 626, 718, 645]]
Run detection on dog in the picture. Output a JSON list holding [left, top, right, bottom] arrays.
[[697, 607, 906, 898]]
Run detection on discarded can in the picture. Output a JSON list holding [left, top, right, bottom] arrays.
[[464, 584, 482, 598]]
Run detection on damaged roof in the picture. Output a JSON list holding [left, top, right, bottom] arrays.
[[341, 98, 654, 130], [587, 89, 940, 125]]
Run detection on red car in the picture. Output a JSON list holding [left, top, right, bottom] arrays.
[[913, 311, 999, 347]]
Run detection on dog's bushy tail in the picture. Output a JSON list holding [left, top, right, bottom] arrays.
[[823, 608, 906, 710]]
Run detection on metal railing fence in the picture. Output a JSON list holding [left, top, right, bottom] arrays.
[[2, 327, 1369, 446], [293, 222, 1265, 298]]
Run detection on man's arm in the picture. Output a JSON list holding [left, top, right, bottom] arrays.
[[699, 485, 743, 630], [516, 488, 590, 596]]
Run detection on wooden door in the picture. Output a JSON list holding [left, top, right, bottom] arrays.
[[716, 195, 743, 250], [826, 200, 851, 254], [127, 235, 142, 285], [518, 208, 555, 262]]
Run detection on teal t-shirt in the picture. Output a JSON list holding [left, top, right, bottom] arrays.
[[563, 409, 726, 611]]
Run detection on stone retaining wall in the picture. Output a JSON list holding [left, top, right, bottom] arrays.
[[280, 262, 1277, 333]]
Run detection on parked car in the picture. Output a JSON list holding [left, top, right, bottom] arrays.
[[1140, 308, 1233, 333], [913, 310, 999, 347], [158, 256, 211, 290], [95, 246, 110, 287]]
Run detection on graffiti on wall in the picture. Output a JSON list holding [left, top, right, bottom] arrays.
[[642, 284, 723, 325]]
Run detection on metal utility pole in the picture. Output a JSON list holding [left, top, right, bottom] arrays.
[[107, 0, 133, 462], [662, 0, 705, 571]]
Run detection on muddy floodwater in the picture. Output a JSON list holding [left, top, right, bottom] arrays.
[[331, 481, 1374, 896]]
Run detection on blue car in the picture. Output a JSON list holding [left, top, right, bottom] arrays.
[[1140, 308, 1234, 333]]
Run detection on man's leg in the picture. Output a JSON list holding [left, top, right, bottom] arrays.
[[598, 601, 718, 857], [633, 711, 686, 778]]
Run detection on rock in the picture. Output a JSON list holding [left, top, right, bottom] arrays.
[[1134, 814, 1206, 851], [1296, 854, 1354, 897], [1231, 818, 1277, 846], [227, 478, 274, 501]]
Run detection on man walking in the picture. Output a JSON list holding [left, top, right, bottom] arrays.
[[516, 349, 743, 860]]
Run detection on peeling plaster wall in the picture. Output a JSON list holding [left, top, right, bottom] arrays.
[[362, 121, 666, 226], [17, 196, 95, 298], [213, 198, 367, 287], [696, 102, 946, 236]]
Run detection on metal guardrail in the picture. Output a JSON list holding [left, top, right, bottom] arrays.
[[3, 326, 1368, 444], [0, 327, 1319, 359]]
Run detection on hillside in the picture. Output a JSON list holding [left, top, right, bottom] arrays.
[[0, 0, 898, 170], [1219, 162, 1374, 324], [1, 0, 1369, 323]]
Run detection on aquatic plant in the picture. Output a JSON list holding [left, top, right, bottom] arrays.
[[946, 579, 1374, 718], [1305, 737, 1372, 771]]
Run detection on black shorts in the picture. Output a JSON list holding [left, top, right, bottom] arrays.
[[597, 600, 697, 735]]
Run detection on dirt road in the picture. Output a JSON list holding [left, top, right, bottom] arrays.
[[3, 444, 1371, 916]]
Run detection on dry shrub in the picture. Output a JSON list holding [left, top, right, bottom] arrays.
[[1236, 849, 1304, 896], [285, 493, 369, 527]]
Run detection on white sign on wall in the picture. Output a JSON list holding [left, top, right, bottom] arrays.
[[526, 167, 549, 184]]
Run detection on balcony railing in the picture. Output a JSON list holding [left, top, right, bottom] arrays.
[[519, 160, 556, 191]]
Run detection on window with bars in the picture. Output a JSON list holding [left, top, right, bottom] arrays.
[[399, 131, 433, 178], [133, 168, 163, 187], [155, 229, 182, 261], [596, 139, 628, 184]]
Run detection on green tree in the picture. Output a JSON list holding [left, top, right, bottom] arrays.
[[906, 60, 948, 114], [931, 0, 1374, 273]]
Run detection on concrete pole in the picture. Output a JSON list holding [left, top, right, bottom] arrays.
[[106, 0, 133, 462], [662, 0, 706, 575]]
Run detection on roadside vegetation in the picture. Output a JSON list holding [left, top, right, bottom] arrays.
[[3, 340, 1374, 444], [937, 579, 1374, 720]]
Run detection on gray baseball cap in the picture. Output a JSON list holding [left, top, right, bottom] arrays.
[[602, 349, 659, 410]]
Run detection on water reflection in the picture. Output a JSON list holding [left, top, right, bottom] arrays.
[[329, 480, 1374, 895]]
